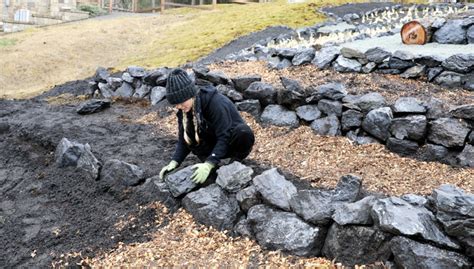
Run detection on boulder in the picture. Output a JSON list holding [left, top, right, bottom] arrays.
[[427, 67, 444, 82], [393, 97, 426, 114], [100, 159, 145, 187], [419, 143, 449, 162], [362, 107, 393, 141], [393, 50, 416, 61], [76, 99, 111, 115], [400, 193, 428, 207], [317, 99, 342, 117], [268, 57, 293, 70], [121, 72, 134, 83], [236, 185, 261, 212], [428, 117, 470, 148], [322, 224, 393, 267], [341, 109, 363, 131], [362, 62, 377, 73], [277, 77, 305, 108], [231, 75, 261, 92], [340, 47, 365, 60], [292, 48, 315, 66], [164, 166, 198, 197], [143, 67, 169, 87], [332, 196, 377, 225], [468, 25, 474, 44], [401, 65, 426, 79], [233, 217, 253, 238], [115, 82, 134, 98], [415, 55, 442, 68], [247, 204, 325, 256], [450, 104, 474, 120], [182, 184, 240, 231], [235, 100, 261, 118], [150, 86, 167, 105], [365, 47, 391, 64], [386, 137, 419, 156], [261, 105, 299, 128], [295, 105, 321, 122], [55, 138, 101, 180], [216, 161, 254, 193], [98, 83, 114, 98], [442, 54, 474, 74], [133, 177, 180, 211], [310, 115, 341, 136], [424, 97, 450, 120], [226, 89, 243, 102], [312, 46, 340, 69], [132, 84, 151, 99], [433, 19, 467, 44], [107, 77, 123, 90], [343, 92, 386, 113], [390, 115, 427, 141], [391, 237, 471, 269], [126, 66, 146, 78], [371, 197, 459, 249], [463, 73, 474, 91], [94, 67, 110, 83], [252, 168, 297, 211], [388, 57, 415, 70], [435, 71, 463, 88], [333, 56, 362, 73], [457, 144, 474, 168], [244, 82, 277, 106], [275, 48, 298, 59], [316, 82, 347, 101]]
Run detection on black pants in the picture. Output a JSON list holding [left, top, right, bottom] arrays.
[[194, 123, 255, 163]]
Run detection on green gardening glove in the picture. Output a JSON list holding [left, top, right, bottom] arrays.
[[191, 162, 215, 184], [159, 160, 179, 180]]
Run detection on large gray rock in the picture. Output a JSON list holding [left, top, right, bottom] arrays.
[[126, 66, 146, 78], [292, 48, 315, 66], [390, 115, 427, 141], [252, 168, 297, 211], [392, 97, 426, 114], [98, 82, 114, 98], [55, 138, 101, 180], [312, 46, 340, 69], [401, 65, 426, 79], [295, 105, 321, 122], [463, 73, 474, 91], [143, 67, 169, 86], [341, 109, 363, 131], [333, 55, 362, 73], [433, 19, 467, 44], [442, 54, 474, 74], [164, 166, 198, 197], [201, 70, 230, 85], [76, 99, 111, 115], [362, 107, 393, 141], [310, 115, 341, 136], [182, 184, 240, 231], [275, 48, 297, 59], [231, 75, 261, 92], [388, 57, 415, 70], [317, 99, 342, 117], [450, 104, 474, 120], [340, 47, 366, 60], [216, 161, 254, 192], [106, 77, 122, 90], [419, 143, 449, 162], [150, 86, 167, 105], [244, 82, 277, 106], [424, 97, 450, 120], [435, 71, 463, 88], [371, 197, 459, 249], [121, 72, 134, 83], [94, 66, 110, 83], [416, 55, 442, 68], [427, 67, 444, 82], [386, 137, 419, 156], [233, 217, 253, 238], [316, 82, 347, 101], [343, 92, 386, 113], [261, 105, 299, 128], [115, 82, 134, 98], [428, 117, 470, 148], [393, 50, 416, 61], [400, 193, 428, 207], [101, 159, 145, 187], [391, 237, 471, 269], [277, 77, 305, 108], [235, 99, 261, 118], [365, 47, 391, 64], [236, 185, 261, 212], [132, 84, 151, 99], [133, 177, 180, 211], [362, 62, 377, 73], [468, 25, 474, 44], [332, 196, 377, 225], [322, 224, 393, 267], [431, 184, 474, 257], [290, 175, 361, 225], [247, 204, 325, 256], [457, 144, 474, 168]]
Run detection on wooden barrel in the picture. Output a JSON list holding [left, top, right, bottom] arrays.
[[400, 20, 433, 45]]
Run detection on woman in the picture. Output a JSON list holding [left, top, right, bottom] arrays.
[[159, 68, 255, 184]]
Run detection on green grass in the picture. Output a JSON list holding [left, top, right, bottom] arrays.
[[0, 38, 17, 47]]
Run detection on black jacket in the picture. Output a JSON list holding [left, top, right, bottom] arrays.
[[172, 86, 246, 165]]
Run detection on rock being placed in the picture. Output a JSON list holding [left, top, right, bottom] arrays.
[[391, 237, 471, 269], [322, 224, 393, 267], [362, 107, 393, 141], [310, 115, 341, 136], [247, 204, 325, 256], [55, 138, 101, 180], [252, 168, 297, 211], [428, 117, 470, 148], [76, 99, 111, 115], [371, 197, 459, 249], [101, 159, 145, 187], [182, 184, 240, 231], [164, 166, 198, 197], [216, 161, 254, 193], [261, 105, 299, 128]]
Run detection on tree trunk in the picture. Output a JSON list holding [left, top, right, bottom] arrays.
[[400, 20, 433, 45]]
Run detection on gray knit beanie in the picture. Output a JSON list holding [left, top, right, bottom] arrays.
[[165, 68, 197, 105]]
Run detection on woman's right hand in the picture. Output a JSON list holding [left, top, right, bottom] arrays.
[[159, 160, 179, 180]]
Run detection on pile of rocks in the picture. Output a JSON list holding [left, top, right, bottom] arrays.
[[89, 66, 473, 168], [55, 140, 473, 267]]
